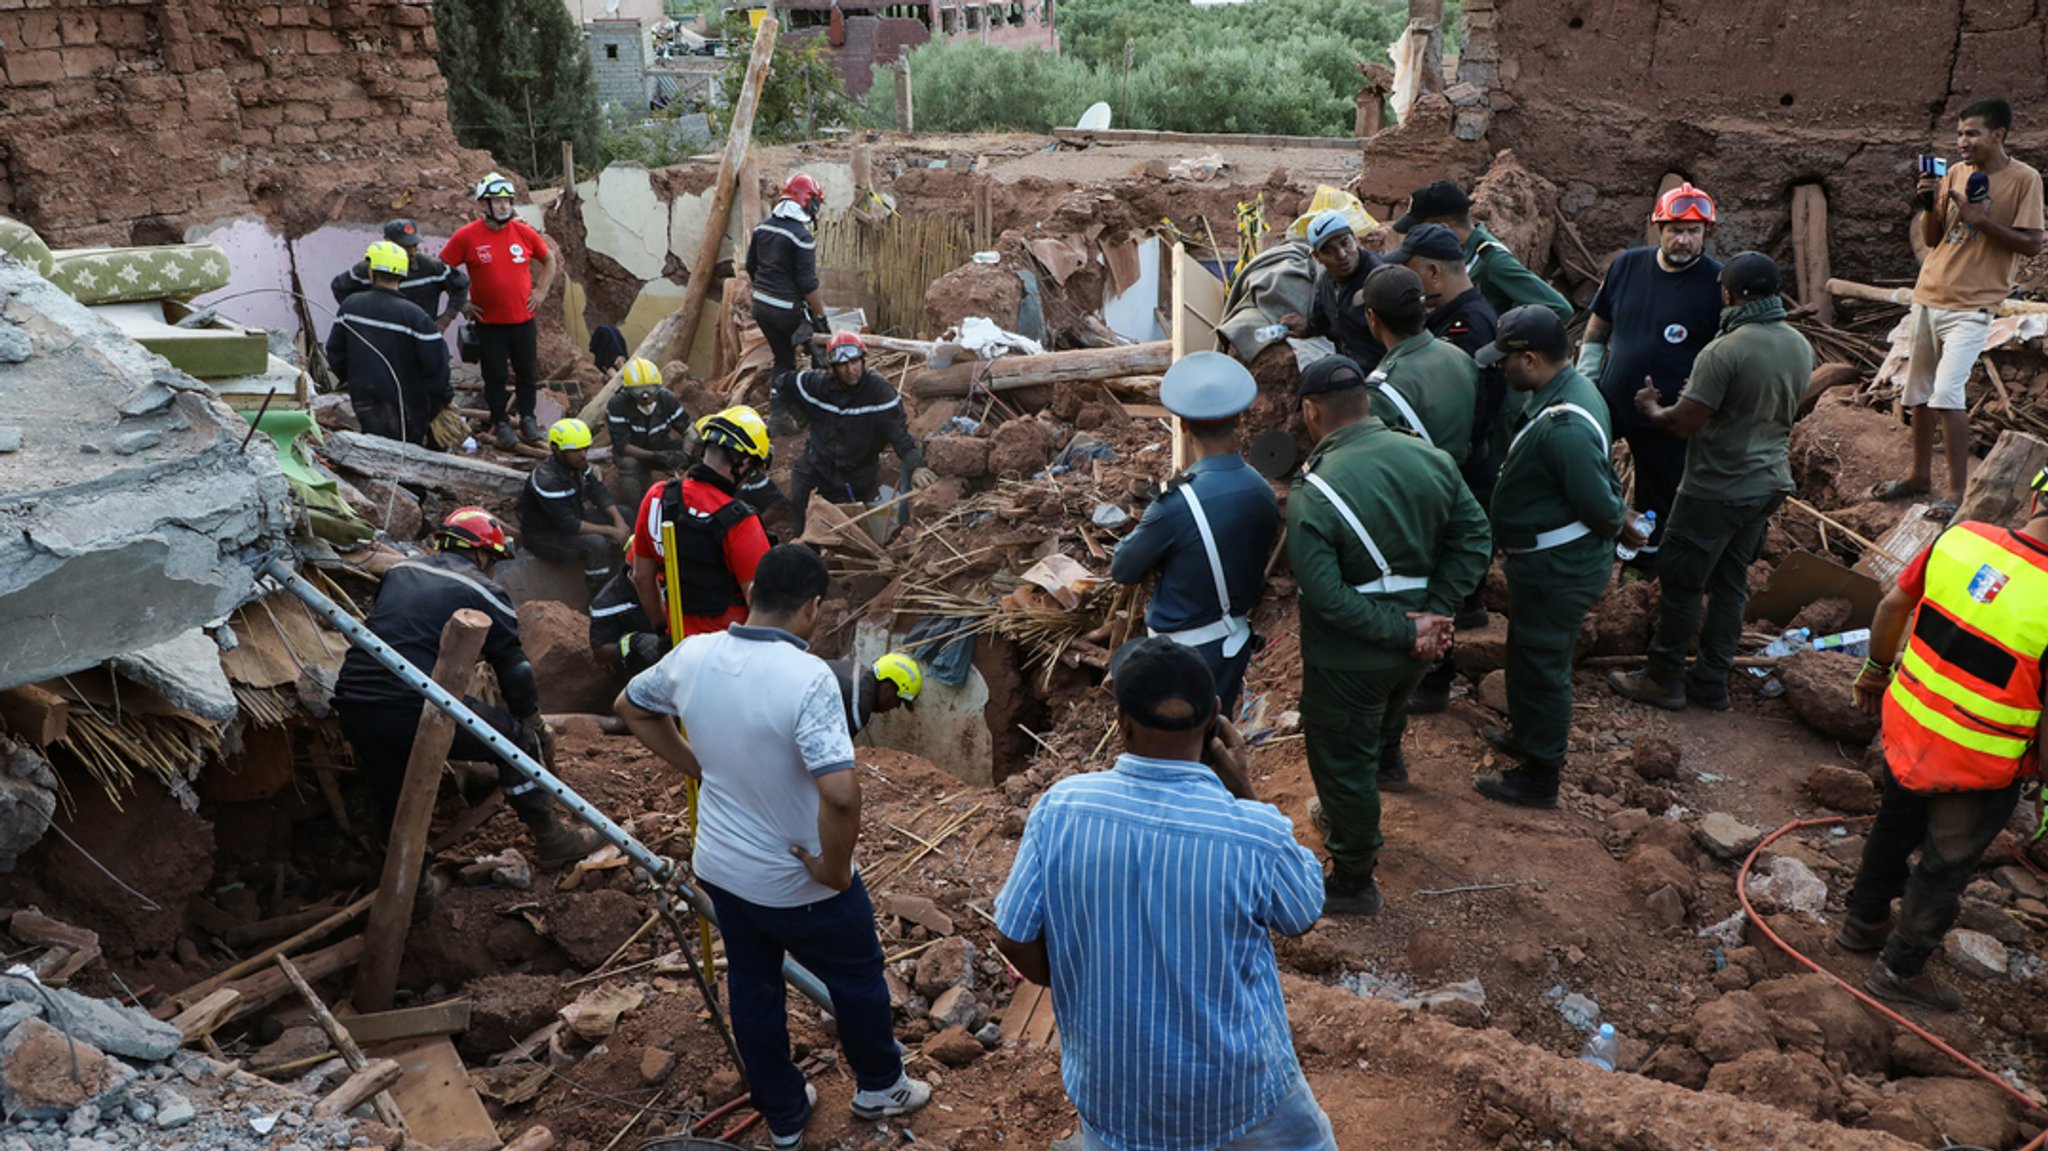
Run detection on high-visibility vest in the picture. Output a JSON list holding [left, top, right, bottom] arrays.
[[1883, 522, 2048, 792]]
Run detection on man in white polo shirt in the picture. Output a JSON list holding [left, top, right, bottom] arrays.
[[615, 545, 930, 1151]]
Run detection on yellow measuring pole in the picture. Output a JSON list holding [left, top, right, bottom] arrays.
[[660, 519, 717, 977]]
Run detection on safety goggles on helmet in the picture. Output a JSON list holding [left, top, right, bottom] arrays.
[[438, 507, 513, 558], [696, 405, 773, 463], [874, 652, 923, 706], [828, 331, 866, 364], [548, 418, 594, 452], [475, 172, 517, 201], [621, 357, 663, 388], [364, 240, 410, 278], [1652, 182, 1717, 224]]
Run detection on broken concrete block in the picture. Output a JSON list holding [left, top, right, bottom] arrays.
[[109, 429, 162, 456], [109, 628, 237, 723], [913, 937, 975, 999], [885, 893, 955, 937], [152, 1088, 195, 1129], [0, 984, 180, 1062], [1943, 929, 2009, 979], [580, 164, 668, 281], [116, 381, 177, 417], [0, 428, 20, 454], [0, 1017, 132, 1120], [0, 742, 56, 871], [928, 986, 984, 1032], [0, 325, 29, 364], [1695, 813, 1763, 861], [0, 1002, 43, 1043]]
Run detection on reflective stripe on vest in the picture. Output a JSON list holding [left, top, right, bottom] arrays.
[[1882, 523, 2048, 791]]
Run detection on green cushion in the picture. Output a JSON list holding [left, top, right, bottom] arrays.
[[0, 217, 54, 279], [46, 243, 232, 305]]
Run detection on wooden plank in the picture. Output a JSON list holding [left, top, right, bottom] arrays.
[[0, 684, 69, 745], [1826, 277, 2048, 317], [1168, 242, 1227, 471], [1790, 184, 1833, 326], [1852, 502, 1944, 586], [155, 896, 374, 1019], [911, 342, 1171, 398], [313, 1058, 403, 1119], [366, 1035, 501, 1151], [216, 936, 365, 1022], [335, 1001, 472, 1046], [1051, 126, 1360, 151], [279, 955, 408, 1132], [998, 979, 1047, 1043], [169, 988, 242, 1041], [1951, 429, 2048, 530]]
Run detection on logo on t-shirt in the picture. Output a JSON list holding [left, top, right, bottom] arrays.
[[510, 243, 528, 265], [1968, 564, 2009, 603], [1663, 323, 1689, 344], [475, 244, 493, 265]]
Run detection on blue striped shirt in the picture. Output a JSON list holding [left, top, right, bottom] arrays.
[[994, 754, 1325, 1151]]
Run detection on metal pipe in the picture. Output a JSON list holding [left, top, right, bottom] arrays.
[[261, 558, 837, 1011]]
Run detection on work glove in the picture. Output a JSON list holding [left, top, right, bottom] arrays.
[[910, 466, 939, 491], [1574, 342, 1606, 380], [517, 714, 556, 769]]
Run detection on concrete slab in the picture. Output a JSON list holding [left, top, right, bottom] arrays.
[[0, 260, 293, 692], [580, 165, 669, 281], [854, 618, 994, 787]]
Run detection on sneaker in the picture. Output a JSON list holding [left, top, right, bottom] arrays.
[[772, 1083, 819, 1150], [852, 1074, 932, 1121], [1323, 870, 1382, 917], [1864, 959, 1963, 1012], [1378, 747, 1412, 793], [1835, 915, 1893, 953], [1478, 724, 1524, 758], [1685, 680, 1733, 712], [1407, 679, 1452, 716], [1607, 669, 1686, 711], [1306, 796, 1329, 836], [494, 421, 519, 450], [1474, 762, 1559, 809], [519, 415, 544, 443]]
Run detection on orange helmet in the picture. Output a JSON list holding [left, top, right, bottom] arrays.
[[436, 507, 513, 559], [827, 330, 866, 364], [781, 172, 825, 218], [1652, 182, 1716, 224]]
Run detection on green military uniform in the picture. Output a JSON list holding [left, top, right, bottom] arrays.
[[1368, 331, 1479, 468], [1488, 365, 1627, 766], [1465, 224, 1575, 327], [1290, 417, 1492, 881]]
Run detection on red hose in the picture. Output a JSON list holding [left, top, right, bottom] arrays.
[[1737, 816, 2047, 1125]]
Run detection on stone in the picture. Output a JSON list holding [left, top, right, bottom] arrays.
[[1644, 884, 1687, 927], [1886, 1077, 2023, 1149], [0, 1003, 42, 1042], [924, 435, 989, 479], [885, 893, 955, 937], [1701, 1048, 1840, 1121], [974, 1022, 1003, 1048], [638, 1046, 674, 1085], [1943, 928, 2009, 978], [1450, 614, 1510, 679], [65, 1101, 99, 1136], [928, 986, 983, 1032], [922, 1026, 985, 1068], [1992, 864, 2047, 901], [0, 986, 179, 1063], [1694, 813, 1763, 861], [1476, 668, 1509, 714], [1631, 734, 1681, 781], [0, 1019, 129, 1120], [1802, 765, 1878, 815], [1776, 650, 1880, 743], [1639, 1044, 1709, 1089], [913, 937, 975, 999], [516, 600, 616, 715], [1690, 990, 1778, 1064], [0, 428, 20, 454], [987, 418, 1055, 478], [1749, 973, 1889, 1075], [0, 327, 30, 364], [109, 429, 162, 456], [704, 1067, 744, 1107], [1623, 843, 1693, 905], [1414, 979, 1487, 1029]]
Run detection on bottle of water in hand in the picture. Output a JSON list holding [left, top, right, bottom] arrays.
[[1579, 1022, 1619, 1071], [1615, 510, 1656, 561]]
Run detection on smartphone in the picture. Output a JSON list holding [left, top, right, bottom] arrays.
[[1917, 155, 1949, 178]]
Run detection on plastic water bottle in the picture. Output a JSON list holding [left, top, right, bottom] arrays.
[[1579, 1023, 1619, 1071], [1811, 628, 1872, 658], [1615, 510, 1656, 561], [1254, 322, 1290, 343], [1749, 627, 1813, 684]]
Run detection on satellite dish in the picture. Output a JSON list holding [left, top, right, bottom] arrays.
[[606, 0, 620, 13], [1076, 102, 1112, 131]]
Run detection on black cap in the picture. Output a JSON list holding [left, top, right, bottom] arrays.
[[1387, 222, 1464, 264], [1363, 265, 1427, 320], [1299, 354, 1370, 397], [384, 219, 422, 248], [1719, 251, 1781, 299], [1108, 637, 1217, 732], [1475, 305, 1569, 368], [1393, 181, 1474, 233]]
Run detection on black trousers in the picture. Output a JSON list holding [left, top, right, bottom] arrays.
[[353, 398, 431, 447], [1845, 770, 2021, 977], [336, 696, 548, 832], [788, 456, 880, 537], [475, 319, 539, 425], [1619, 428, 1686, 573], [752, 302, 808, 378], [525, 530, 617, 594]]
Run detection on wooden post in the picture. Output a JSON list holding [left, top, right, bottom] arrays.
[[1951, 430, 2048, 528], [561, 140, 576, 198], [973, 177, 993, 250], [910, 341, 1172, 397], [353, 609, 491, 1013], [852, 145, 872, 196], [278, 955, 407, 1132], [1824, 277, 2048, 317], [312, 1058, 404, 1119], [1791, 184, 1833, 325], [578, 17, 780, 426], [895, 54, 914, 133]]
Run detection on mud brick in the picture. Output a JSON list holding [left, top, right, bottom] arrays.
[[275, 123, 318, 145], [121, 73, 183, 102], [282, 100, 326, 124], [12, 11, 61, 48], [315, 120, 358, 142], [398, 118, 439, 138], [277, 6, 315, 28], [303, 28, 345, 54], [391, 5, 431, 27], [184, 74, 238, 121], [240, 103, 286, 128], [56, 10, 93, 44], [256, 5, 283, 25], [328, 97, 376, 120], [420, 26, 437, 53], [235, 126, 276, 147], [4, 49, 65, 86]]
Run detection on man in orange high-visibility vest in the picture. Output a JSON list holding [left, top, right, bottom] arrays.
[[1839, 466, 2048, 1011]]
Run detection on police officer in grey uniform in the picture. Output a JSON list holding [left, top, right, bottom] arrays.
[[1109, 352, 1282, 718]]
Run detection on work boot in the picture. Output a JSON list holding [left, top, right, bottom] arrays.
[[1607, 669, 1686, 711], [1407, 678, 1452, 715], [1865, 959, 1963, 1012], [1306, 796, 1329, 836], [519, 415, 544, 443], [1835, 915, 1894, 953], [1474, 761, 1560, 809], [519, 806, 604, 870], [1323, 868, 1383, 917], [1686, 679, 1733, 712], [1479, 724, 1525, 758], [494, 421, 518, 450], [1379, 746, 1412, 793]]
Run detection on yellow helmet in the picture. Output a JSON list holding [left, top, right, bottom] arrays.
[[874, 652, 923, 705], [696, 405, 772, 462], [621, 357, 663, 388], [365, 240, 410, 278], [547, 418, 594, 452]]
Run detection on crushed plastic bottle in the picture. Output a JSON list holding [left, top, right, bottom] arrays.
[[1811, 628, 1872, 658], [1747, 627, 1811, 678], [1579, 1023, 1619, 1071], [1615, 510, 1656, 561], [1254, 322, 1290, 343]]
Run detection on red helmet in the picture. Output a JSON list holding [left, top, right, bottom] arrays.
[[781, 172, 825, 218], [1652, 182, 1716, 224], [437, 507, 513, 559], [827, 330, 866, 364]]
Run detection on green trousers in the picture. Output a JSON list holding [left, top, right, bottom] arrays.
[[1301, 660, 1427, 877], [1504, 541, 1611, 765], [1646, 491, 1785, 689]]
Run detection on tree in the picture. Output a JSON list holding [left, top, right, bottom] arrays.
[[718, 36, 854, 144], [433, 0, 602, 183]]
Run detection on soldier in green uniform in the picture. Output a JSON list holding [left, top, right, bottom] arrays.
[[1472, 308, 1642, 808], [1361, 265, 1478, 469], [1290, 356, 1492, 915]]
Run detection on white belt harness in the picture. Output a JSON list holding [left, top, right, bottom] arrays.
[[751, 289, 797, 310], [1369, 370, 1432, 447], [1300, 472, 1430, 595], [1148, 486, 1253, 657], [1501, 401, 1608, 555]]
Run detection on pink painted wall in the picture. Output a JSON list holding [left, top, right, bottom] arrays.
[[185, 217, 298, 339]]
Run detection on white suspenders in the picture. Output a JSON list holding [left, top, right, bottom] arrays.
[[1370, 372, 1433, 447], [1503, 402, 1609, 554], [1148, 485, 1253, 657], [1301, 472, 1430, 594]]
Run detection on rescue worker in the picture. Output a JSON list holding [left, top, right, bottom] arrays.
[[1280, 211, 1386, 371], [777, 331, 934, 537], [829, 651, 923, 738], [587, 569, 668, 679], [332, 508, 603, 867], [1472, 308, 1637, 808], [325, 239, 452, 447], [1837, 466, 2048, 1011], [628, 406, 775, 640], [1291, 356, 1491, 916], [1580, 182, 1723, 575], [748, 172, 829, 428], [1392, 180, 1574, 326], [1108, 352, 1281, 719], [1390, 222, 1509, 505], [518, 418, 631, 595], [605, 356, 693, 511], [442, 172, 556, 450], [331, 218, 469, 331]]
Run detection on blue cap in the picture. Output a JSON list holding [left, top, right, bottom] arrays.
[[1306, 210, 1353, 252], [1160, 351, 1258, 422]]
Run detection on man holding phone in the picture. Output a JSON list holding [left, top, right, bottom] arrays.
[[1878, 98, 2044, 517]]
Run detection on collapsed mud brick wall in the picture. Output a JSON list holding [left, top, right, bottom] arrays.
[[1483, 0, 2048, 282]]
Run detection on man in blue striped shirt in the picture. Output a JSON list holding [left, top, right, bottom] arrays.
[[995, 638, 1334, 1151]]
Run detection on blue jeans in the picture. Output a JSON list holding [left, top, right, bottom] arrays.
[[1082, 1073, 1337, 1151], [704, 875, 903, 1137]]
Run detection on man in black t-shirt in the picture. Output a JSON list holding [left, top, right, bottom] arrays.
[[1281, 211, 1386, 371], [1579, 183, 1724, 575]]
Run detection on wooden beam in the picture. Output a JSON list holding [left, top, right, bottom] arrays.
[[335, 1001, 472, 1046], [1051, 126, 1361, 151], [217, 936, 365, 1021], [0, 684, 69, 745], [354, 609, 491, 1014], [168, 988, 242, 1042], [320, 431, 526, 501], [1790, 184, 1833, 326], [312, 1058, 403, 1120], [1826, 277, 2048, 317], [154, 895, 374, 1019], [911, 342, 1172, 398], [279, 955, 407, 1132], [1951, 430, 2048, 529]]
